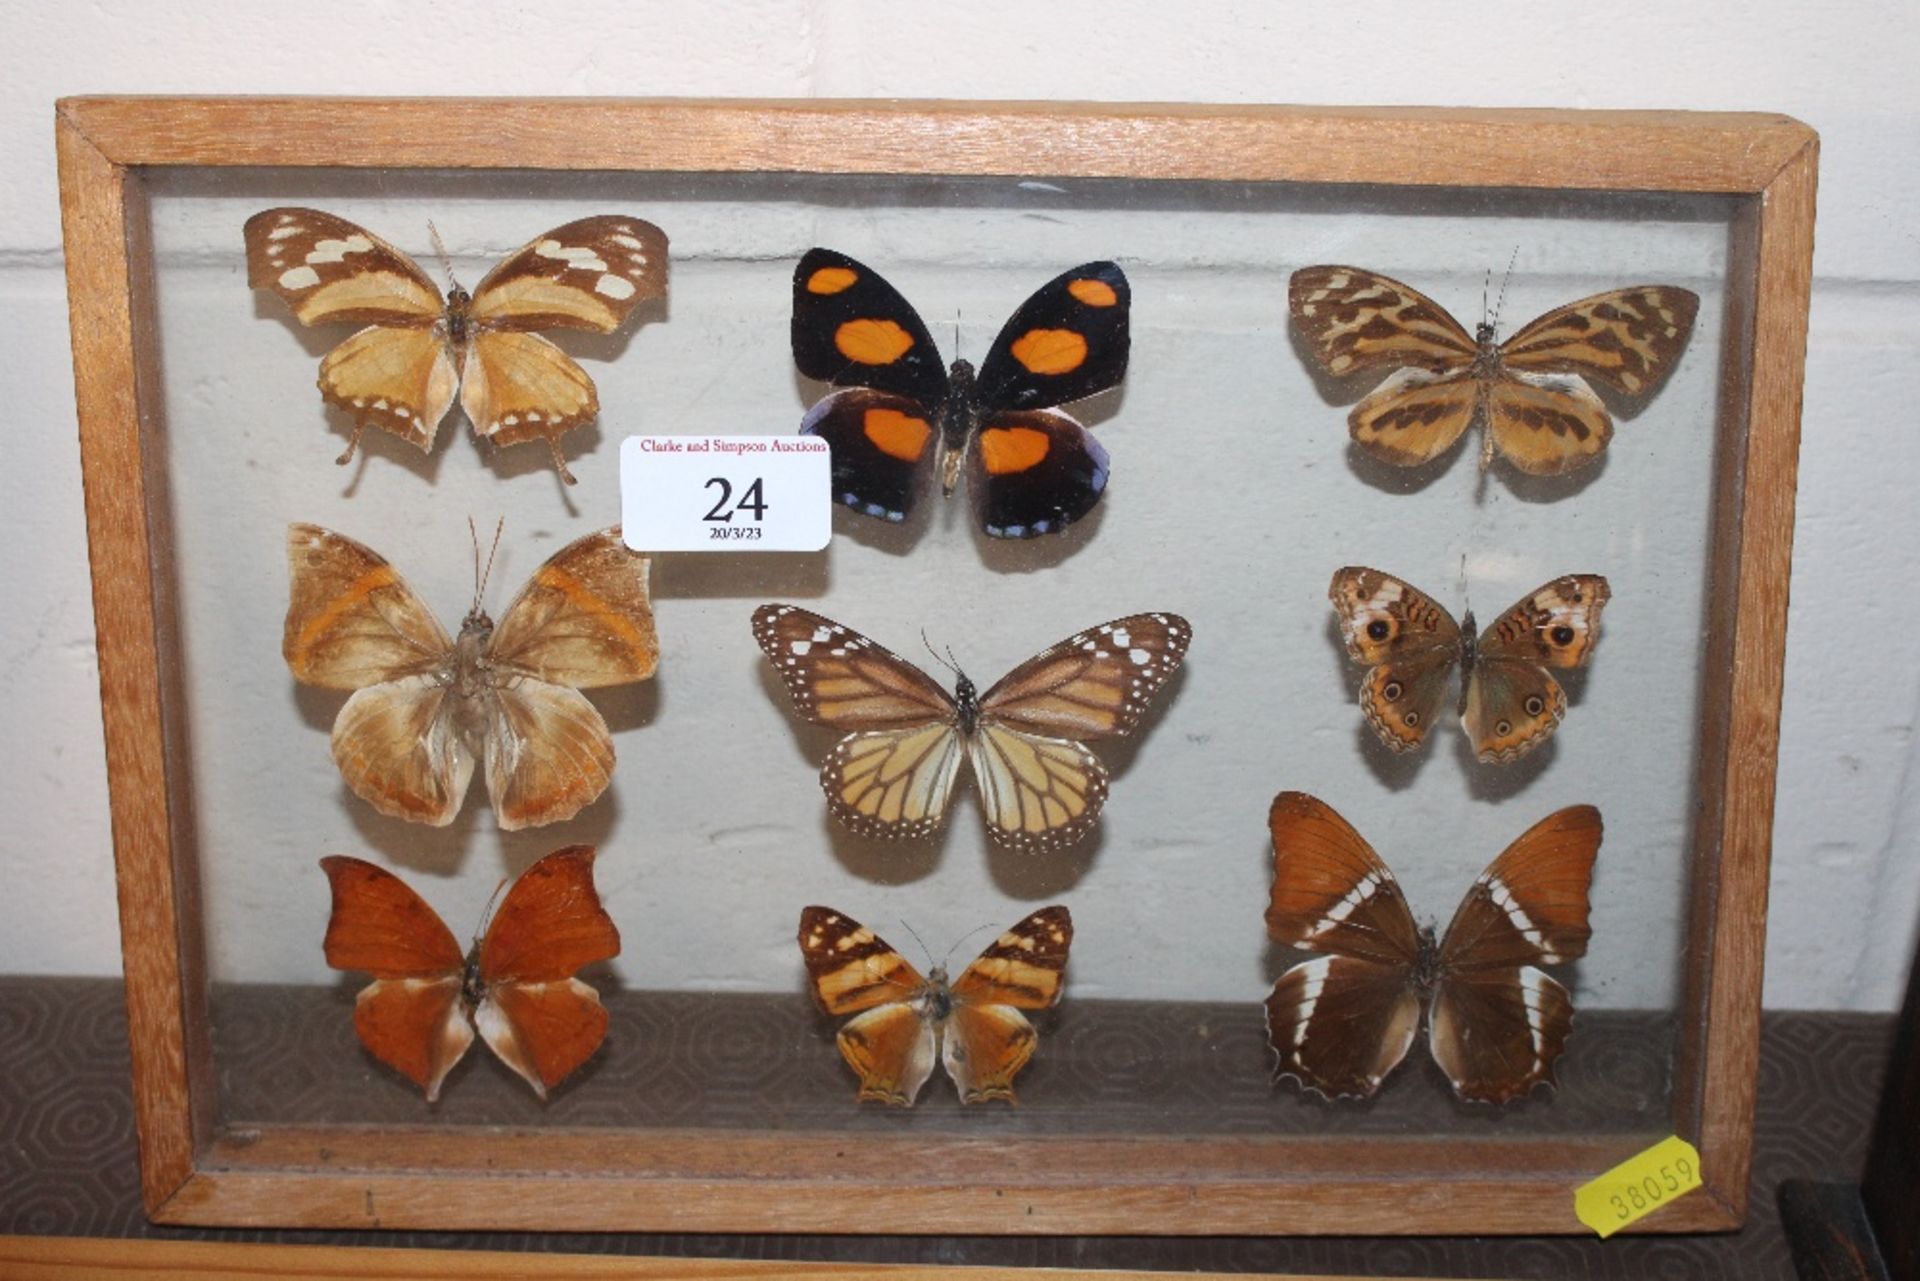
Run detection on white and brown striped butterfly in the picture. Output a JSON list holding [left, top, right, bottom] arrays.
[[1289, 265, 1697, 475], [244, 208, 667, 483], [1331, 566, 1610, 764], [799, 904, 1071, 1105], [1264, 792, 1601, 1104], [752, 605, 1191, 852], [284, 524, 657, 829]]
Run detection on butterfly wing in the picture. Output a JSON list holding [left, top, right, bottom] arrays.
[[799, 907, 937, 1105], [964, 408, 1111, 539], [467, 215, 668, 334], [968, 613, 1190, 851], [943, 905, 1072, 1104], [488, 529, 659, 689], [1328, 567, 1460, 753], [283, 524, 453, 689], [457, 330, 600, 479], [245, 208, 444, 328], [791, 248, 949, 404], [480, 680, 616, 830], [1480, 372, 1612, 474], [1263, 793, 1424, 1099], [1346, 366, 1481, 468], [1430, 806, 1602, 1103], [318, 856, 472, 1101], [800, 388, 939, 524], [1463, 575, 1611, 763], [1288, 265, 1478, 379], [973, 262, 1130, 412], [244, 209, 457, 455], [1499, 286, 1699, 399], [753, 605, 966, 840], [284, 525, 472, 825], [471, 846, 620, 1098]]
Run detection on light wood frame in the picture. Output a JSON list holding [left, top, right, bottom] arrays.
[[55, 96, 1817, 1236]]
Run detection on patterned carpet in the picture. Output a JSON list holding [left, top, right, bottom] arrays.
[[0, 978, 1892, 1277]]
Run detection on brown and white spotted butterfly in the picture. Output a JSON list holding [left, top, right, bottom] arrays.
[[799, 904, 1071, 1105], [1330, 566, 1610, 764], [244, 208, 667, 483], [752, 605, 1191, 851], [284, 523, 658, 829], [1289, 265, 1697, 475], [1265, 792, 1601, 1103]]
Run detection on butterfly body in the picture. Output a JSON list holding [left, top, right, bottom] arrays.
[[1264, 793, 1602, 1104], [792, 248, 1129, 538], [320, 846, 621, 1102], [245, 208, 668, 482], [1290, 265, 1698, 476], [1331, 567, 1609, 763], [753, 605, 1189, 851], [284, 524, 658, 829], [800, 905, 1071, 1105]]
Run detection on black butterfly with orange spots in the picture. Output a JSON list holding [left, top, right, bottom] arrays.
[[791, 248, 1130, 539]]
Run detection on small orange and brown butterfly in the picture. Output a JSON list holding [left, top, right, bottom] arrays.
[[1289, 265, 1697, 477], [284, 523, 658, 829], [320, 846, 621, 1101], [244, 208, 667, 483], [1329, 566, 1609, 763], [791, 248, 1129, 539], [799, 904, 1072, 1105]]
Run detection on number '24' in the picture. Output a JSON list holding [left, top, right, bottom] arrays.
[[704, 477, 768, 523]]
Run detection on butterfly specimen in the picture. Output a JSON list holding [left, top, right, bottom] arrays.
[[1264, 792, 1601, 1103], [1289, 265, 1697, 475], [753, 605, 1190, 851], [800, 904, 1072, 1105], [790, 247, 1130, 538], [1330, 566, 1610, 763], [284, 523, 658, 829], [320, 845, 620, 1101], [244, 207, 667, 483]]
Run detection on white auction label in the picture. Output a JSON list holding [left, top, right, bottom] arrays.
[[620, 435, 832, 552]]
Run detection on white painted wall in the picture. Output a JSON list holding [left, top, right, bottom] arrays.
[[2, 0, 1916, 1011]]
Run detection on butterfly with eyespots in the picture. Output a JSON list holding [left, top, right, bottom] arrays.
[[1290, 265, 1697, 476], [752, 605, 1190, 851], [1265, 792, 1602, 1104], [799, 904, 1071, 1105], [1330, 566, 1610, 764], [244, 207, 667, 483]]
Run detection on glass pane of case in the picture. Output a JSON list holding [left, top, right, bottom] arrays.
[[141, 168, 1738, 1150]]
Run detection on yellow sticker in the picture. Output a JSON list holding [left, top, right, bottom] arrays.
[[1574, 1136, 1703, 1238]]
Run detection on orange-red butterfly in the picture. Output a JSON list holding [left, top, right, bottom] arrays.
[[319, 846, 620, 1101]]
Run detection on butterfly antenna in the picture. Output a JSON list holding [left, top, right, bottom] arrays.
[[473, 517, 505, 613], [921, 630, 960, 678], [942, 921, 998, 972], [427, 220, 461, 293], [899, 919, 936, 973], [1491, 247, 1520, 334], [474, 874, 511, 946]]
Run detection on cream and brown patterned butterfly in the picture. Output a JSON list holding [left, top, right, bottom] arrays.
[[244, 208, 667, 483], [1330, 566, 1610, 763], [1289, 265, 1697, 476], [752, 605, 1191, 851]]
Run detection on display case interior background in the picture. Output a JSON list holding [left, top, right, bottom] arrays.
[[4, 4, 1916, 1017]]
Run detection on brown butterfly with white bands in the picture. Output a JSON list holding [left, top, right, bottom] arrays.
[[244, 208, 667, 483], [321, 846, 620, 1101], [1290, 266, 1696, 475], [1265, 793, 1601, 1104], [800, 904, 1071, 1105], [1330, 566, 1610, 764], [284, 524, 657, 829], [753, 605, 1190, 852]]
